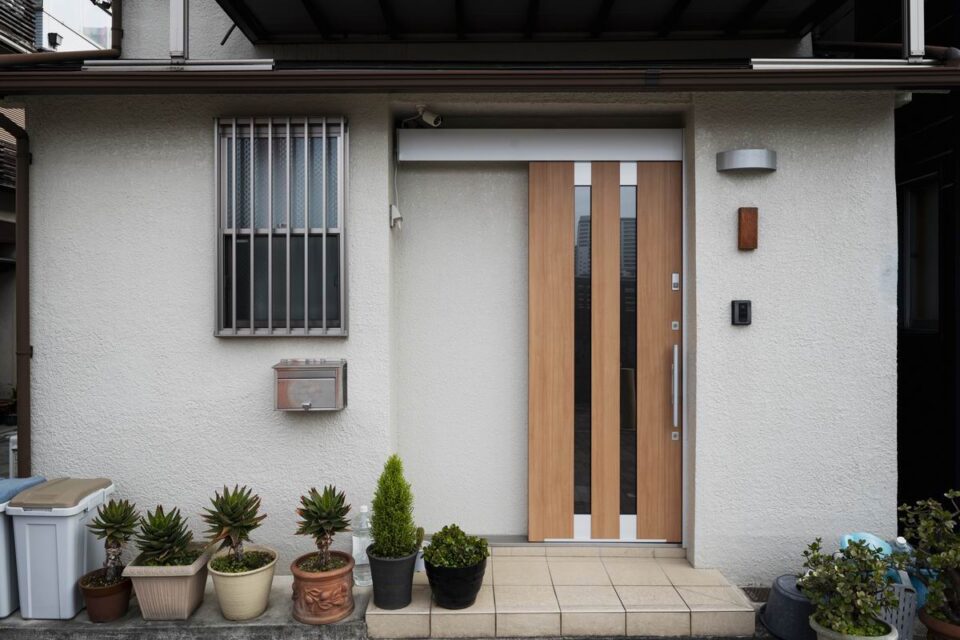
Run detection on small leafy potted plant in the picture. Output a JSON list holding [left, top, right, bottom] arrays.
[[291, 485, 355, 624], [899, 490, 960, 640], [78, 499, 139, 622], [368, 454, 423, 610], [123, 505, 212, 620], [797, 538, 899, 640], [202, 485, 276, 621], [423, 524, 489, 609]]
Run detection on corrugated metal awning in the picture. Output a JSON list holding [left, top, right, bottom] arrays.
[[214, 0, 850, 44]]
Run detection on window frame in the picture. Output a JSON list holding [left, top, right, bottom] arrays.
[[214, 116, 348, 337]]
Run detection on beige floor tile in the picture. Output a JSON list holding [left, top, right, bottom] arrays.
[[548, 559, 611, 586], [496, 612, 561, 637], [492, 557, 552, 586], [366, 586, 432, 638], [655, 557, 692, 566], [491, 547, 513, 556], [430, 586, 495, 638], [546, 546, 601, 557], [627, 611, 691, 636], [562, 611, 626, 636], [654, 547, 688, 558], [493, 586, 560, 613], [690, 610, 755, 636], [615, 586, 689, 612], [511, 546, 547, 556], [602, 559, 671, 586], [554, 585, 624, 612], [600, 547, 655, 558], [367, 585, 433, 614], [413, 570, 429, 585], [676, 586, 753, 611], [662, 564, 731, 586]]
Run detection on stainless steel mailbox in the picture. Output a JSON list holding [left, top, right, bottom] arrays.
[[273, 359, 347, 411]]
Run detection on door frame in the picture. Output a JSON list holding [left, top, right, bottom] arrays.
[[395, 127, 690, 546]]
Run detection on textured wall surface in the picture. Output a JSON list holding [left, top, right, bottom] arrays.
[[26, 95, 392, 570], [688, 92, 898, 585], [23, 89, 898, 585], [394, 162, 529, 536]]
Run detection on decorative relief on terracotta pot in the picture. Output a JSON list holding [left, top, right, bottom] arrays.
[[294, 581, 349, 612]]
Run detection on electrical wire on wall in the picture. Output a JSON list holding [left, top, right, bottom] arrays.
[[391, 105, 443, 231]]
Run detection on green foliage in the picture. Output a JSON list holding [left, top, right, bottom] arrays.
[[135, 505, 196, 567], [797, 538, 899, 636], [898, 490, 960, 624], [423, 524, 489, 569], [370, 454, 421, 558], [202, 485, 267, 563], [87, 499, 139, 583], [210, 550, 274, 574], [296, 485, 351, 570]]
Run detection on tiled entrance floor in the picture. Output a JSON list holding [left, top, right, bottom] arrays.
[[366, 548, 755, 638]]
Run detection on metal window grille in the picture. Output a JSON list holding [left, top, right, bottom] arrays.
[[215, 117, 347, 336]]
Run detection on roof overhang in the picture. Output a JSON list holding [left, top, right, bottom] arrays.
[[2, 64, 960, 95]]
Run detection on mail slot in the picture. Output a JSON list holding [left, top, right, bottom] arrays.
[[273, 359, 347, 411]]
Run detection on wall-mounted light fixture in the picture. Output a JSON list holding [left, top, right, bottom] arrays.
[[716, 148, 777, 173], [47, 32, 63, 50]]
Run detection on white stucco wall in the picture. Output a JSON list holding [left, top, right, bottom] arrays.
[[26, 95, 393, 569], [394, 162, 529, 536], [688, 91, 899, 585], [21, 89, 898, 584]]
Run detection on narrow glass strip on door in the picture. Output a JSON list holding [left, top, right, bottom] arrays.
[[573, 163, 592, 524]]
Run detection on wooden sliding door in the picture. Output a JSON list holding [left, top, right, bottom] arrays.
[[528, 160, 682, 543]]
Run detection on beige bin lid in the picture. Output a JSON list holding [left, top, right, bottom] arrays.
[[9, 477, 112, 509]]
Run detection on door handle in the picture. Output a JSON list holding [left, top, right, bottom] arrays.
[[671, 344, 679, 428]]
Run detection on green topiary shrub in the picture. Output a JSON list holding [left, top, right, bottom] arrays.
[[797, 538, 899, 636], [423, 524, 489, 569], [87, 499, 139, 584], [370, 454, 422, 558]]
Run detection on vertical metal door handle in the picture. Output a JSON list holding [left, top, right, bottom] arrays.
[[671, 345, 679, 428]]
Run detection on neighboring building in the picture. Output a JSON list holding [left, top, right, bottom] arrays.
[[0, 0, 957, 589], [34, 0, 112, 53]]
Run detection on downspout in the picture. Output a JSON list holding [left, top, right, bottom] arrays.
[[0, 112, 29, 477], [0, 0, 122, 66]]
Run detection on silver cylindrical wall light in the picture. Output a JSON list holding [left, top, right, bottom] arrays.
[[716, 148, 777, 172]]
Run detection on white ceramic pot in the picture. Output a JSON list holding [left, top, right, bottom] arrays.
[[809, 616, 898, 640], [208, 544, 278, 621]]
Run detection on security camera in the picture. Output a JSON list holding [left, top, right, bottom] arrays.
[[417, 105, 442, 128]]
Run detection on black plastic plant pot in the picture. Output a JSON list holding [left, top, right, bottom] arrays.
[[367, 546, 418, 610], [425, 558, 487, 610]]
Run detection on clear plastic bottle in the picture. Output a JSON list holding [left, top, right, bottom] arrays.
[[352, 505, 372, 587]]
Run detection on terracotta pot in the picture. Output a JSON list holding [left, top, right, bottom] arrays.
[[921, 609, 960, 640], [78, 568, 132, 623], [291, 551, 355, 625], [208, 545, 277, 621], [809, 616, 898, 640], [123, 544, 212, 620]]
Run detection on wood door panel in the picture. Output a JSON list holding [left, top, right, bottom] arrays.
[[528, 161, 575, 542], [636, 161, 683, 542], [591, 162, 621, 539]]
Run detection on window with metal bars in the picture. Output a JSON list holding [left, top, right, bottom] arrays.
[[215, 117, 346, 336]]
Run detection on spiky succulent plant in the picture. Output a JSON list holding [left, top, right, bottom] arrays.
[[135, 506, 195, 566], [88, 499, 139, 583], [202, 485, 267, 563], [296, 485, 350, 570]]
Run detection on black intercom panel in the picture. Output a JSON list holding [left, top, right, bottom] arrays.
[[732, 300, 751, 326]]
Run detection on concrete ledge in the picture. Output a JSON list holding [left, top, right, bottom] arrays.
[[0, 576, 369, 640]]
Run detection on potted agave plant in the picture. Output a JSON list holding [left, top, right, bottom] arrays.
[[797, 538, 900, 640], [203, 485, 276, 621], [78, 499, 139, 622], [423, 524, 489, 609], [368, 454, 423, 610], [123, 505, 211, 620], [291, 485, 355, 624], [899, 490, 960, 640]]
